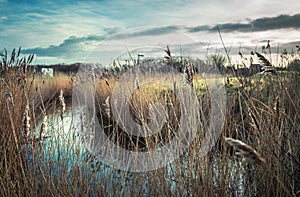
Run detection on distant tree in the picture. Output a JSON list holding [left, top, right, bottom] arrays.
[[206, 54, 226, 74], [288, 59, 300, 72]]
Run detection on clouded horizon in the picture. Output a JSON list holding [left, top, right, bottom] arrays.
[[1, 0, 300, 65]]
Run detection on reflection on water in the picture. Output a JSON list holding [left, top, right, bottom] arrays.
[[27, 109, 248, 196]]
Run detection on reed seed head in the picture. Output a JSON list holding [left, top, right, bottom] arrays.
[[40, 115, 48, 141], [58, 89, 66, 119], [225, 137, 267, 166], [23, 104, 31, 139]]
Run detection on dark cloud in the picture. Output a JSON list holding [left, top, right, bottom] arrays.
[[23, 35, 106, 57], [252, 14, 300, 31], [188, 25, 211, 33], [112, 25, 180, 39], [211, 23, 251, 32], [188, 13, 300, 33]]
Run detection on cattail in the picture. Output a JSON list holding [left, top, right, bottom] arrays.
[[164, 45, 172, 60], [58, 89, 66, 120], [22, 58, 27, 75], [104, 96, 111, 119], [225, 137, 266, 166], [9, 48, 16, 64], [23, 105, 31, 139], [183, 61, 195, 88], [27, 54, 34, 64], [39, 115, 48, 141], [17, 46, 21, 58], [164, 45, 173, 66]]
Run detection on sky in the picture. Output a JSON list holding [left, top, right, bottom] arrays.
[[1, 0, 300, 65]]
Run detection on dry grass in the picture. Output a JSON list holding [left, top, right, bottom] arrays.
[[0, 51, 300, 196]]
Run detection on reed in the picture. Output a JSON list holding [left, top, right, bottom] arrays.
[[225, 137, 266, 165], [0, 46, 299, 196]]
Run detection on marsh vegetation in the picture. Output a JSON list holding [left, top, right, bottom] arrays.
[[0, 45, 299, 196]]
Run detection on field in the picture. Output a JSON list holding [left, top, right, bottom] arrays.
[[0, 48, 300, 196]]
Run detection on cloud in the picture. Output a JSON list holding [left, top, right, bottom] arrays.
[[3, 0, 300, 65], [188, 13, 300, 33], [112, 26, 180, 40], [251, 14, 300, 31], [22, 35, 106, 58], [188, 25, 211, 33], [0, 0, 125, 50], [22, 26, 180, 58]]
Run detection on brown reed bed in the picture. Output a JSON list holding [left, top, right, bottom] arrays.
[[0, 48, 299, 196]]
